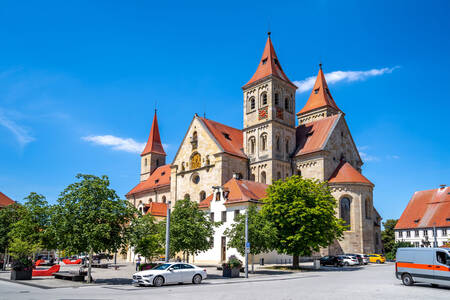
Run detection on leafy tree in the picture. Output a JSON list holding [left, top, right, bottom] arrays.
[[129, 214, 165, 261], [262, 176, 346, 268], [51, 174, 136, 283], [381, 219, 398, 255], [0, 203, 23, 270], [386, 241, 413, 260], [224, 205, 275, 269], [168, 198, 217, 261]]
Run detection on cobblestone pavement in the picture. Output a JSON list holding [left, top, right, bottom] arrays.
[[0, 263, 449, 300]]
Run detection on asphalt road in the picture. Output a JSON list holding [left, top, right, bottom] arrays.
[[0, 263, 449, 300]]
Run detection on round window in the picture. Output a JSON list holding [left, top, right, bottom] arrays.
[[192, 174, 200, 184]]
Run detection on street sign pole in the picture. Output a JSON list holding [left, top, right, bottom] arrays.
[[165, 201, 171, 262], [245, 209, 249, 279]]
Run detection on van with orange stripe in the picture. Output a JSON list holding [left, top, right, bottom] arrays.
[[396, 248, 450, 287]]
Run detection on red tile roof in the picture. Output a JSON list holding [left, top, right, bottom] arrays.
[[328, 161, 374, 186], [127, 164, 171, 196], [145, 202, 168, 217], [243, 34, 295, 89], [295, 114, 339, 156], [0, 192, 14, 208], [395, 187, 450, 230], [298, 66, 341, 115], [141, 111, 166, 156], [199, 178, 268, 208], [199, 117, 246, 158]]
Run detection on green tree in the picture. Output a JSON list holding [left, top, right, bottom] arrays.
[[51, 174, 136, 283], [224, 205, 275, 269], [262, 176, 346, 268], [386, 241, 413, 260], [168, 198, 217, 261], [130, 214, 165, 262], [0, 203, 23, 270], [381, 219, 398, 255]]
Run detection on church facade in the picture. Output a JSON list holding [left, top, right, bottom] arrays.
[[126, 34, 382, 263]]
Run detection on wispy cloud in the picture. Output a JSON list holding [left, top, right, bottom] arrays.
[[82, 135, 146, 154], [387, 155, 400, 160], [0, 110, 35, 147], [358, 146, 379, 162], [294, 66, 399, 93]]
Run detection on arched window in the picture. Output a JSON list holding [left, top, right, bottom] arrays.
[[285, 139, 289, 154], [193, 131, 198, 141], [275, 93, 279, 106], [250, 97, 256, 110], [261, 171, 266, 184], [277, 172, 281, 180], [181, 162, 185, 171], [162, 196, 167, 204], [191, 131, 198, 149], [250, 174, 256, 181], [340, 197, 351, 230], [192, 173, 200, 184], [260, 134, 267, 151], [284, 97, 289, 110], [276, 136, 280, 151], [365, 199, 371, 219], [261, 93, 268, 106], [199, 191, 206, 201], [190, 153, 201, 169], [144, 158, 148, 166], [248, 137, 256, 154]]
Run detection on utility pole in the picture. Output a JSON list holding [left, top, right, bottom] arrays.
[[165, 200, 171, 262], [433, 222, 438, 248], [245, 209, 249, 279]]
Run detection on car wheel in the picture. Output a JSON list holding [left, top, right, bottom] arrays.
[[376, 260, 381, 264], [192, 274, 202, 284], [401, 273, 414, 286], [153, 276, 164, 287], [344, 262, 349, 266]]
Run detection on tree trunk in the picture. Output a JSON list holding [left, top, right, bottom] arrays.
[[293, 255, 299, 268], [2, 249, 7, 271], [251, 254, 254, 274], [87, 250, 93, 283]]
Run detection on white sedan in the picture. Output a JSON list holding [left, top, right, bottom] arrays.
[[132, 263, 207, 287]]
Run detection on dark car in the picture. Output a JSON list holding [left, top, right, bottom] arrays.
[[320, 255, 343, 267], [346, 253, 364, 265]]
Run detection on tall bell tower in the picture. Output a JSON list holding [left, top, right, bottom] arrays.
[[140, 110, 166, 181], [242, 33, 297, 184]]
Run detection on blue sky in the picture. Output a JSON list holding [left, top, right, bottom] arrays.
[[0, 0, 449, 222]]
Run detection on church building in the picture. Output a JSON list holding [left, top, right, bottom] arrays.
[[126, 33, 382, 263]]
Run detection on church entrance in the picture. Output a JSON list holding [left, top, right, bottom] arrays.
[[221, 236, 226, 262]]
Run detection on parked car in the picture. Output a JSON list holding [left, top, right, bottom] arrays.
[[367, 254, 386, 264], [319, 256, 343, 267], [345, 253, 364, 265], [132, 263, 207, 287], [360, 254, 370, 265], [338, 255, 359, 266], [396, 247, 450, 287]]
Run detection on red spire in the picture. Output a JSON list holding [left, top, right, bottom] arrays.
[[298, 65, 341, 115], [141, 111, 166, 156], [243, 34, 295, 88]]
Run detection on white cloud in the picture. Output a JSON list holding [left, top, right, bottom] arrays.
[[294, 66, 399, 93], [358, 146, 379, 162], [0, 110, 35, 147], [82, 135, 145, 154], [387, 155, 400, 160]]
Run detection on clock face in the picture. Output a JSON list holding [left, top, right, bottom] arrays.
[[259, 107, 268, 120]]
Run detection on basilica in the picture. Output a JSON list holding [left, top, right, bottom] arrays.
[[126, 34, 382, 263]]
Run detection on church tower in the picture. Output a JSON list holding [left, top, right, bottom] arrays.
[[297, 65, 342, 125], [140, 110, 166, 181], [242, 33, 297, 184]]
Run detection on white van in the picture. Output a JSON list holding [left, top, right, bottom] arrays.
[[396, 248, 450, 287]]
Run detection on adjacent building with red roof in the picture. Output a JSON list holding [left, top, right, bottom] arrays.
[[0, 192, 15, 208], [127, 33, 381, 262], [395, 186, 450, 247]]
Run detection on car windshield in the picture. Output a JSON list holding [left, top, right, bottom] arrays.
[[152, 263, 172, 270]]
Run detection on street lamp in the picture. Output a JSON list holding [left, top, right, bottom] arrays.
[[165, 200, 171, 262]]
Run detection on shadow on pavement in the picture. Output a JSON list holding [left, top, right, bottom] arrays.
[[94, 278, 133, 285]]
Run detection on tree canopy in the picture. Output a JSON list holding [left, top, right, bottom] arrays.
[[224, 204, 275, 256], [168, 197, 217, 260], [129, 214, 165, 261], [0, 203, 22, 254], [381, 219, 398, 255], [262, 176, 346, 268]]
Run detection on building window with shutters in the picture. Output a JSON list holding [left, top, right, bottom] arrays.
[[414, 229, 419, 237], [221, 211, 227, 222], [234, 210, 240, 220], [406, 231, 411, 237], [210, 212, 214, 222]]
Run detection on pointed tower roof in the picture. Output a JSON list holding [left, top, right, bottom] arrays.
[[243, 33, 296, 89], [297, 65, 341, 115], [141, 111, 166, 156]]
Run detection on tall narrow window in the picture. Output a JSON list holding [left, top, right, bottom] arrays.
[[261, 134, 267, 151], [277, 172, 281, 180], [199, 191, 206, 201], [249, 137, 256, 154], [144, 158, 148, 166], [262, 93, 268, 106], [162, 196, 167, 204], [276, 136, 280, 151], [365, 199, 371, 219], [340, 197, 351, 230], [250, 97, 255, 110], [275, 93, 279, 106], [285, 139, 289, 154], [261, 171, 266, 184], [284, 97, 289, 110], [221, 211, 227, 222]]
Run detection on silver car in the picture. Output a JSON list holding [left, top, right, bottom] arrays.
[[132, 263, 207, 287]]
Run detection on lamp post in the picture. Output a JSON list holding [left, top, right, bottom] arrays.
[[433, 222, 438, 248], [245, 209, 249, 279], [165, 200, 171, 262]]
